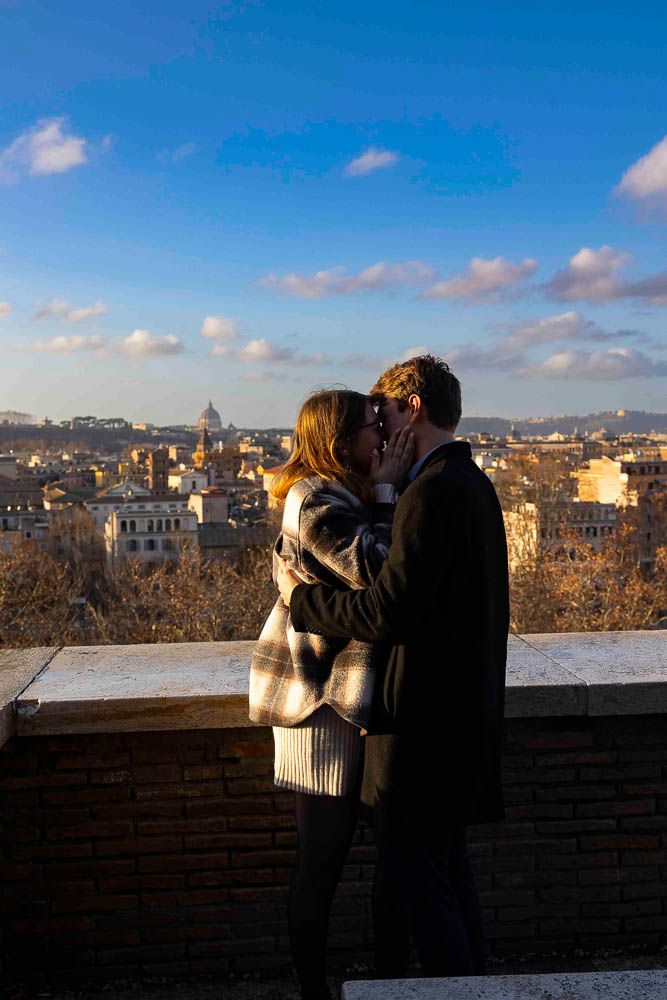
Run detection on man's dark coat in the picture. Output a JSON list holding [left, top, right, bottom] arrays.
[[290, 441, 510, 832]]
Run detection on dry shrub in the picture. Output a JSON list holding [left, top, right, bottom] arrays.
[[0, 542, 275, 649]]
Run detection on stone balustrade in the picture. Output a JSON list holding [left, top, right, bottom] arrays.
[[0, 630, 665, 987]]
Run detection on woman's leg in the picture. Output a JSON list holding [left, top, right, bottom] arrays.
[[288, 790, 359, 999]]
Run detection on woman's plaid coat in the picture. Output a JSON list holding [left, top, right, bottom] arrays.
[[248, 476, 393, 730]]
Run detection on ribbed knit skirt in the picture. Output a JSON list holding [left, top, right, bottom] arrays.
[[273, 705, 363, 797]]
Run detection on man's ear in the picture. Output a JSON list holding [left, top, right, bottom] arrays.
[[408, 394, 422, 422]]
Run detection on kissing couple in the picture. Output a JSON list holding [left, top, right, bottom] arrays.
[[249, 354, 509, 1000]]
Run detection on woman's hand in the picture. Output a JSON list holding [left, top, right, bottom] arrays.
[[276, 555, 301, 606], [370, 426, 414, 487]]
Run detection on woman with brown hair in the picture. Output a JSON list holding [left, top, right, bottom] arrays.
[[249, 388, 413, 1000]]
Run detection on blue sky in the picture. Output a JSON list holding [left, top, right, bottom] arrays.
[[1, 0, 666, 426]]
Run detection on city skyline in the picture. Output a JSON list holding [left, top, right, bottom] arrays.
[[1, 1, 667, 425]]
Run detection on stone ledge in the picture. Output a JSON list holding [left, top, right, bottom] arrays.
[[341, 969, 667, 999], [0, 646, 59, 747], [0, 629, 663, 744]]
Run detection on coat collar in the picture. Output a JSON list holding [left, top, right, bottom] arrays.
[[414, 440, 472, 478]]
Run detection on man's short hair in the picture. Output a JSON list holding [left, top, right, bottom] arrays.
[[371, 354, 462, 429]]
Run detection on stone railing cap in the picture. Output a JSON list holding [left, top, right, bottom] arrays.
[[1, 630, 664, 744]]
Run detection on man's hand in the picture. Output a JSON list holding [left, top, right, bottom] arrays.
[[276, 555, 301, 606], [370, 425, 414, 487]]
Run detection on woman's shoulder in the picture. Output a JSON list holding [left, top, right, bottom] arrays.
[[285, 477, 362, 514]]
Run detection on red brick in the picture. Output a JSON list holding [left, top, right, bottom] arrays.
[[95, 835, 182, 857], [0, 771, 87, 791], [188, 868, 273, 887], [56, 752, 129, 769], [230, 849, 294, 868], [96, 801, 182, 819], [87, 930, 141, 948], [505, 804, 573, 821], [196, 798, 270, 817], [580, 834, 658, 850], [621, 849, 667, 865], [225, 778, 276, 796], [535, 820, 616, 835], [138, 851, 230, 873], [52, 894, 139, 914], [535, 751, 616, 767], [576, 799, 655, 818], [227, 814, 295, 830], [183, 765, 223, 781], [623, 783, 667, 797], [43, 786, 129, 805], [225, 740, 274, 758], [223, 760, 272, 778], [507, 731, 593, 751], [11, 842, 94, 861], [536, 852, 619, 870], [46, 820, 133, 841], [536, 785, 617, 802], [578, 866, 657, 886], [184, 832, 271, 850], [582, 899, 661, 917], [135, 783, 225, 801], [89, 768, 134, 785]]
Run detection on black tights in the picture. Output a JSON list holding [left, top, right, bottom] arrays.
[[288, 790, 359, 1000]]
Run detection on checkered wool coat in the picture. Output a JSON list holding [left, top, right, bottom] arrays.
[[248, 476, 394, 729]]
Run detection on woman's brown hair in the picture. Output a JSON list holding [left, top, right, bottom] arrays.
[[271, 389, 372, 506]]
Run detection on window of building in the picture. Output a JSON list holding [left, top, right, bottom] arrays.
[[174, 518, 180, 529], [165, 538, 173, 551], [147, 519, 154, 531], [130, 520, 136, 532], [128, 539, 138, 552], [120, 520, 127, 532], [165, 518, 172, 531], [156, 519, 163, 531], [146, 538, 156, 551], [25, 531, 32, 538]]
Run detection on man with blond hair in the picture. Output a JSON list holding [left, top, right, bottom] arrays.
[[277, 355, 509, 980]]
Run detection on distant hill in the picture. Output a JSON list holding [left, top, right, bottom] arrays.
[[458, 410, 667, 437]]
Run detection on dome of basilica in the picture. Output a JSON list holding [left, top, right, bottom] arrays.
[[197, 400, 222, 432]]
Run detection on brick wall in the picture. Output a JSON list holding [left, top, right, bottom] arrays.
[[1, 715, 666, 987]]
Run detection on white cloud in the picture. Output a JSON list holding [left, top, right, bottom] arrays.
[[443, 343, 524, 372], [32, 335, 106, 354], [615, 135, 667, 205], [544, 246, 667, 305], [157, 142, 197, 165], [422, 256, 538, 302], [518, 347, 667, 380], [242, 370, 288, 382], [0, 117, 87, 181], [544, 246, 628, 303], [238, 338, 295, 362], [624, 269, 667, 307], [259, 261, 435, 298], [210, 342, 235, 357], [0, 302, 11, 318], [120, 329, 183, 358], [498, 310, 648, 350], [34, 298, 108, 323], [344, 147, 398, 177], [200, 316, 240, 341]]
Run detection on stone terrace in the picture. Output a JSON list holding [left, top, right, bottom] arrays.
[[0, 631, 665, 988]]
